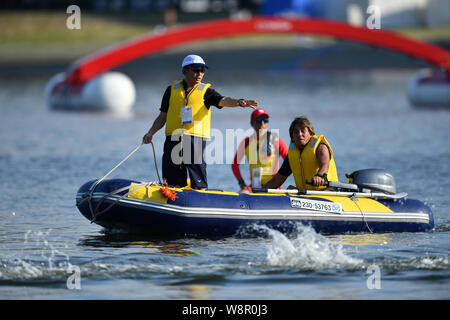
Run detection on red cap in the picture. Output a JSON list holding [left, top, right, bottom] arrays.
[[251, 108, 269, 121]]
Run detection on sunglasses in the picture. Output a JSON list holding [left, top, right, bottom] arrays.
[[254, 118, 269, 124], [190, 67, 206, 73]]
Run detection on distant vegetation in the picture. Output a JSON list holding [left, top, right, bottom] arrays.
[[2, 10, 449, 45], [0, 11, 150, 44], [0, 10, 448, 63]]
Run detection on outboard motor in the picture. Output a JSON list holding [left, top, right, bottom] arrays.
[[346, 169, 397, 195]]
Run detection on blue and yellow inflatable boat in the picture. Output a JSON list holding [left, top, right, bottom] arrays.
[[75, 169, 433, 236]]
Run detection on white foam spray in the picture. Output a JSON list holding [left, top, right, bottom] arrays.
[[252, 223, 363, 270]]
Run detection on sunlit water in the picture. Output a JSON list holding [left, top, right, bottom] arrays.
[[0, 66, 449, 299]]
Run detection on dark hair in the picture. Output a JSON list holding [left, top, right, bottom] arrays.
[[289, 116, 315, 139]]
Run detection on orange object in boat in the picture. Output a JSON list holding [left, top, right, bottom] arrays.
[[159, 182, 178, 201]]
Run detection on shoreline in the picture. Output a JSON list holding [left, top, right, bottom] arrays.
[[1, 11, 448, 72]]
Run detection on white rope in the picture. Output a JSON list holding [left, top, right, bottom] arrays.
[[78, 140, 163, 222], [348, 193, 374, 233], [90, 181, 160, 222], [150, 141, 162, 185], [88, 142, 144, 195]]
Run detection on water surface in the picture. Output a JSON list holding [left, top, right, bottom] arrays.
[[0, 65, 448, 300]]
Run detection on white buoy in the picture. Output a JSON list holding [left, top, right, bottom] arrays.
[[407, 69, 450, 109], [45, 71, 136, 113]]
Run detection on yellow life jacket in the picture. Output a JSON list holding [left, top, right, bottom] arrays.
[[245, 131, 278, 186], [287, 135, 338, 190], [165, 80, 212, 138]]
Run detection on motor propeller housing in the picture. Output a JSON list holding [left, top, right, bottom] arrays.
[[346, 169, 397, 195]]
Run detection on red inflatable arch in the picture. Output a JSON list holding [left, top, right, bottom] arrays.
[[67, 17, 450, 85]]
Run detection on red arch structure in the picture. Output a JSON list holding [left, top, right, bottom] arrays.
[[67, 17, 450, 85]]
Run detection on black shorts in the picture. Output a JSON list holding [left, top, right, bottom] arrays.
[[162, 135, 207, 188]]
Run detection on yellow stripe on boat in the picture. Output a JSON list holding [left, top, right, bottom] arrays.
[[193, 189, 239, 196], [290, 194, 394, 213], [127, 182, 393, 213], [250, 191, 286, 197]]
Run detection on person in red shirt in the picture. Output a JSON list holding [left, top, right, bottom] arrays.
[[232, 108, 288, 193]]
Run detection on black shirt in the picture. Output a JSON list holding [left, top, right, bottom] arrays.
[[160, 80, 224, 113], [278, 157, 292, 177]]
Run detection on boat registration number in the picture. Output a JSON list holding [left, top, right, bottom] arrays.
[[290, 198, 342, 214]]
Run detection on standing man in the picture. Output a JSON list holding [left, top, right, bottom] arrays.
[[263, 116, 338, 190], [142, 54, 258, 190], [231, 108, 288, 193]]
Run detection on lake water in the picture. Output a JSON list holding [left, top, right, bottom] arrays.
[[0, 58, 449, 301]]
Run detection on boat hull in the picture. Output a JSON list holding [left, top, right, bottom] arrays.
[[76, 179, 434, 236]]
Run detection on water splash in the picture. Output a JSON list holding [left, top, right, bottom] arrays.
[[23, 229, 71, 270], [0, 229, 74, 281], [245, 223, 363, 270], [378, 255, 449, 271], [13, 259, 44, 278]]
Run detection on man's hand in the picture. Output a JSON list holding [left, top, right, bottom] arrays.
[[238, 99, 258, 109], [240, 186, 252, 194], [218, 97, 258, 109], [142, 132, 153, 144], [312, 175, 325, 187]]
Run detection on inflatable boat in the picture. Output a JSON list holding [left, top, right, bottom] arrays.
[[75, 169, 434, 236]]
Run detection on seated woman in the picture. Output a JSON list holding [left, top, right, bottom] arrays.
[[263, 116, 338, 190]]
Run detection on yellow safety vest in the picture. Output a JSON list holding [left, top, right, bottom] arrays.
[[245, 132, 278, 186], [165, 80, 212, 138], [287, 135, 338, 190]]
